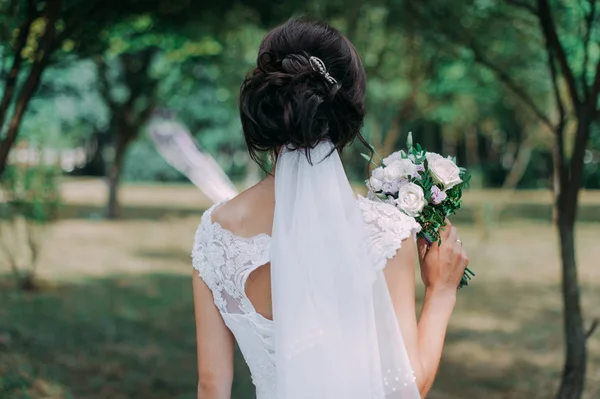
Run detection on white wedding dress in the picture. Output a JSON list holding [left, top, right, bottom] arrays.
[[192, 195, 420, 399]]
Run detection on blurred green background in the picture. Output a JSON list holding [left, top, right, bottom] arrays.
[[0, 0, 599, 398]]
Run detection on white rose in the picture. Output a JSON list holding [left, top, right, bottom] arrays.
[[426, 152, 462, 190], [395, 183, 426, 217], [369, 176, 383, 192], [383, 158, 417, 182]]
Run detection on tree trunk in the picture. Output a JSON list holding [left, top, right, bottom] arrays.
[[464, 126, 480, 167], [554, 119, 589, 399], [0, 0, 61, 178], [0, 16, 34, 131], [0, 57, 50, 177], [371, 120, 383, 155], [441, 126, 457, 156], [382, 117, 401, 155], [99, 51, 157, 219], [106, 133, 131, 219], [555, 211, 586, 399]]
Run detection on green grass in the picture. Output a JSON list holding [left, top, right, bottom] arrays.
[[1, 213, 599, 398], [0, 275, 254, 399]]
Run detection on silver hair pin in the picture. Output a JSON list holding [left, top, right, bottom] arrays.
[[309, 56, 338, 86]]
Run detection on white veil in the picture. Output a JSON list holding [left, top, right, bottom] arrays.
[[271, 141, 421, 398]]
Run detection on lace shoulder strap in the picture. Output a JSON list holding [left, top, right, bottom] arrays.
[[191, 201, 271, 314], [192, 202, 240, 313], [191, 202, 225, 288], [357, 195, 421, 270]]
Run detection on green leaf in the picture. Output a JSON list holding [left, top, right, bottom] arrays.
[[361, 152, 379, 167]]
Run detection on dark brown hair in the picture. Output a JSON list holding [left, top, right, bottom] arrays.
[[239, 17, 370, 169]]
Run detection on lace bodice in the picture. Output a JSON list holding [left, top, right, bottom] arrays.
[[191, 196, 420, 399]]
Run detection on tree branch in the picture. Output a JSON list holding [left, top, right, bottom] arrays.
[[537, 0, 581, 106], [566, 115, 592, 218], [586, 318, 599, 339], [589, 59, 600, 113], [51, 0, 113, 53], [407, 1, 554, 131], [25, 219, 40, 274], [95, 56, 119, 115], [471, 47, 555, 132], [405, 1, 556, 132], [0, 0, 35, 131], [0, 217, 20, 281], [382, 73, 423, 154], [504, 0, 537, 14], [548, 53, 566, 126], [563, 0, 599, 207], [541, 3, 567, 140], [547, 46, 568, 196], [134, 99, 157, 132], [0, 0, 62, 177], [580, 0, 596, 99]]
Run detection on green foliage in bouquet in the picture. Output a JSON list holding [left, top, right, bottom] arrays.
[[363, 133, 475, 289]]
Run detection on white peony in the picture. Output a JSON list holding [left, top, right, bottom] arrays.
[[426, 152, 462, 190], [372, 166, 385, 181], [382, 151, 404, 166], [369, 176, 383, 192], [383, 158, 417, 182], [395, 182, 426, 217], [369, 167, 385, 192]]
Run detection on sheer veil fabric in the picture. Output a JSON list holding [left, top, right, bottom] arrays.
[[271, 141, 421, 398]]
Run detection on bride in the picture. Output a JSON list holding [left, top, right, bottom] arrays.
[[192, 17, 468, 399]]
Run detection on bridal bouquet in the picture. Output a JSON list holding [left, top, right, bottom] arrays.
[[364, 133, 475, 289]]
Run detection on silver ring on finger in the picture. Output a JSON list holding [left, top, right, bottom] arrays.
[[457, 239, 462, 245]]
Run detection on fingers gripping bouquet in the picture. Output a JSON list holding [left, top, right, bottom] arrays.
[[364, 133, 475, 289]]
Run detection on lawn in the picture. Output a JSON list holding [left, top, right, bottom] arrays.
[[1, 213, 600, 398], [56, 178, 600, 222]]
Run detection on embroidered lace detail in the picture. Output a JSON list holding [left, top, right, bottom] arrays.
[[191, 197, 420, 399], [192, 202, 276, 398], [357, 195, 421, 271], [192, 202, 271, 314]]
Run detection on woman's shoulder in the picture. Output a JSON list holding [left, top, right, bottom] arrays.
[[210, 180, 275, 238], [192, 184, 274, 274], [356, 195, 421, 270], [193, 183, 274, 250]]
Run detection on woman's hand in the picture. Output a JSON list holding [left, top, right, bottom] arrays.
[[417, 219, 468, 293]]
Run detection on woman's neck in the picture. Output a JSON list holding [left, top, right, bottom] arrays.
[[259, 174, 275, 189]]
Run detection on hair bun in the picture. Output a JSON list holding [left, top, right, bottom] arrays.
[[239, 18, 367, 169], [281, 53, 311, 74]]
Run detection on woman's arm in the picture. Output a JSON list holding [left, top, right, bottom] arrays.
[[414, 286, 456, 395], [193, 272, 235, 399], [384, 221, 467, 398]]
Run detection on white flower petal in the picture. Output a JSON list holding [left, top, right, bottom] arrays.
[[395, 182, 426, 217], [426, 152, 462, 189]]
